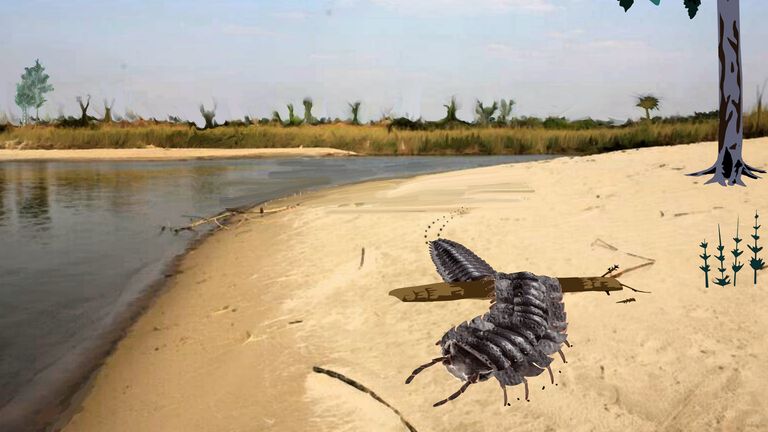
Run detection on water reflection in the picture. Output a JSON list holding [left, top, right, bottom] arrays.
[[16, 164, 51, 230], [0, 168, 6, 225]]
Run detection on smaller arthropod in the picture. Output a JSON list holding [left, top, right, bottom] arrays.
[[406, 239, 569, 407]]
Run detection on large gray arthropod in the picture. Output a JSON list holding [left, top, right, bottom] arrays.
[[406, 239, 569, 407]]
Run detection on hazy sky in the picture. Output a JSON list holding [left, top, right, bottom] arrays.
[[2, 0, 768, 124]]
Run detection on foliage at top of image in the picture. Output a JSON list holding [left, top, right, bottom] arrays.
[[618, 0, 700, 19], [15, 59, 54, 125]]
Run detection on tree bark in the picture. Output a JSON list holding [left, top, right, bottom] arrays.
[[388, 277, 623, 302], [690, 0, 764, 186]]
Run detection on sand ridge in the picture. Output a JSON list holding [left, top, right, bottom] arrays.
[[64, 139, 768, 432]]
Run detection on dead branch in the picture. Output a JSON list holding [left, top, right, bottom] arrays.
[[165, 203, 300, 234], [312, 366, 417, 432], [388, 277, 628, 302]]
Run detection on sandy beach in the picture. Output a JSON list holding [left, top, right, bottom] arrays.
[[0, 147, 356, 162], [63, 139, 768, 432]]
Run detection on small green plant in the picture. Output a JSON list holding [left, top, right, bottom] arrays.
[[731, 217, 744, 286], [699, 240, 711, 288], [714, 224, 731, 287], [748, 211, 765, 285]]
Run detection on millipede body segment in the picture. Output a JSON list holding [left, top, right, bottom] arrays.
[[406, 239, 569, 407]]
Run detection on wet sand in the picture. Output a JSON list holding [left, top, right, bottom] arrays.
[[64, 139, 768, 432]]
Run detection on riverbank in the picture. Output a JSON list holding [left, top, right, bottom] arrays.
[[0, 147, 356, 162], [64, 138, 768, 432]]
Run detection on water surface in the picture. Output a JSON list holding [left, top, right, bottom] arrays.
[[0, 155, 552, 430]]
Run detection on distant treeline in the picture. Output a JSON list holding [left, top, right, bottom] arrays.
[[2, 106, 767, 156]]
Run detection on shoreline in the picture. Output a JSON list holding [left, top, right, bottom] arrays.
[[65, 139, 768, 431], [0, 202, 239, 432], [7, 156, 536, 432], [0, 147, 357, 162]]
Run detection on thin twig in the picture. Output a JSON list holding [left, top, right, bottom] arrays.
[[359, 247, 366, 269], [612, 261, 655, 278], [312, 366, 418, 432], [619, 283, 651, 294]]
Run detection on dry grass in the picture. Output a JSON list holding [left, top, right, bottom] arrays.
[[2, 110, 766, 155]]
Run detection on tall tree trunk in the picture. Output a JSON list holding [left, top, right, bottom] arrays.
[[645, 108, 650, 121], [690, 0, 764, 186]]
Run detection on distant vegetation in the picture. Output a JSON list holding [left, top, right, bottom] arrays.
[[3, 93, 768, 155], [5, 109, 768, 155], [3, 70, 768, 155]]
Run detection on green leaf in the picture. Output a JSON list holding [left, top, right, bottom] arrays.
[[700, 265, 710, 272], [684, 0, 701, 19], [618, 0, 634, 11]]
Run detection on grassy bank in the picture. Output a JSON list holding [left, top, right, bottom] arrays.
[[2, 112, 766, 155]]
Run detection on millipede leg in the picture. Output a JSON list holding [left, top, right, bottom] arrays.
[[498, 381, 509, 406], [558, 349, 568, 364], [406, 357, 447, 384], [433, 380, 473, 407], [564, 339, 572, 348], [546, 365, 554, 384], [523, 378, 529, 401]]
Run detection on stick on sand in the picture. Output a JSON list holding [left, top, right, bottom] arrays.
[[388, 277, 625, 302]]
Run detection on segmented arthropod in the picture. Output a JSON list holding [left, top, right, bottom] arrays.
[[406, 239, 569, 407]]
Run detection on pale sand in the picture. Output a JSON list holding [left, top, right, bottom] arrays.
[[0, 147, 356, 162], [64, 139, 768, 432]]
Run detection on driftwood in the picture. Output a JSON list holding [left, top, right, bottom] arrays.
[[163, 204, 299, 234], [388, 277, 646, 303]]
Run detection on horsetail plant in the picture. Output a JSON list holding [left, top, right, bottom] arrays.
[[748, 211, 765, 285], [699, 241, 711, 288], [731, 217, 744, 286], [714, 225, 731, 287]]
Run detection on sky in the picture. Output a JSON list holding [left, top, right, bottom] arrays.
[[2, 0, 768, 124]]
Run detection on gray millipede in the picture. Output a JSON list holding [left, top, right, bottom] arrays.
[[406, 238, 569, 407]]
